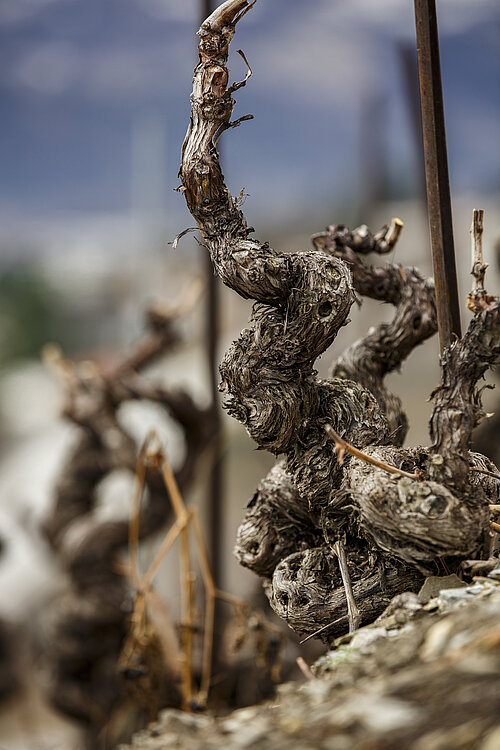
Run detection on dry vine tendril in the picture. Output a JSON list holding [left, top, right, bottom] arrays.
[[179, 0, 500, 642]]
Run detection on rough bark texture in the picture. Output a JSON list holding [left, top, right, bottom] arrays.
[[180, 0, 500, 642], [472, 241, 500, 466], [428, 294, 500, 489], [264, 547, 422, 638], [234, 460, 322, 578], [474, 396, 500, 468], [313, 223, 437, 443]]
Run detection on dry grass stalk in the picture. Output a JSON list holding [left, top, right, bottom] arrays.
[[121, 431, 281, 711]]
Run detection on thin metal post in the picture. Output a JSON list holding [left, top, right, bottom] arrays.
[[414, 0, 461, 352], [200, 0, 223, 587], [201, 0, 224, 679]]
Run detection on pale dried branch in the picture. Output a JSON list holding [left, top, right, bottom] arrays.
[[333, 539, 360, 634], [467, 209, 496, 315], [470, 209, 486, 292], [325, 424, 420, 479], [299, 615, 347, 645], [296, 656, 315, 681]]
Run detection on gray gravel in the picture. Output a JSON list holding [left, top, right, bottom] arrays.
[[121, 574, 500, 750]]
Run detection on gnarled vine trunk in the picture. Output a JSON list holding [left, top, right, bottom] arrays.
[[179, 0, 500, 642]]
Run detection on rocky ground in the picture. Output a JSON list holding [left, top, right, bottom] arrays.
[[121, 568, 500, 750]]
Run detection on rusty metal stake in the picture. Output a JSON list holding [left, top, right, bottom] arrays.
[[414, 0, 461, 352]]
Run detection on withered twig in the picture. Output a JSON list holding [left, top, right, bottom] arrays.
[[384, 216, 405, 248], [299, 615, 348, 645], [189, 509, 216, 704], [170, 227, 199, 249], [333, 539, 360, 633], [490, 521, 500, 534], [228, 48, 253, 94], [141, 517, 191, 593], [325, 424, 420, 480], [192, 508, 275, 704], [123, 432, 194, 709], [296, 656, 315, 681], [159, 447, 195, 710], [124, 435, 192, 710], [128, 442, 150, 589], [312, 217, 404, 261], [132, 431, 274, 708], [467, 209, 494, 314], [470, 209, 487, 293]]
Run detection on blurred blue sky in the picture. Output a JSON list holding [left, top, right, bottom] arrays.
[[0, 0, 499, 238]]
